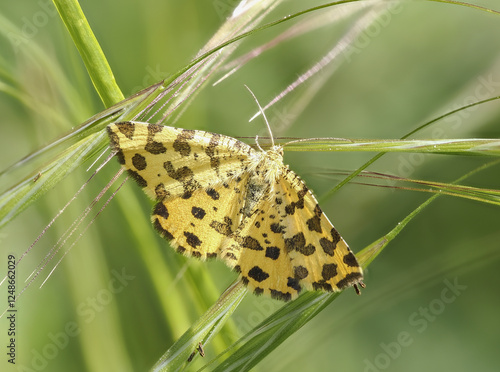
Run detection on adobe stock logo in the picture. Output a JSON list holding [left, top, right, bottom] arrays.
[[342, 2, 403, 63], [363, 277, 467, 372], [383, 72, 500, 187], [8, 0, 58, 53]]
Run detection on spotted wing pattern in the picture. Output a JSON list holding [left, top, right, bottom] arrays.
[[222, 158, 363, 301], [107, 121, 364, 301], [107, 121, 252, 201]]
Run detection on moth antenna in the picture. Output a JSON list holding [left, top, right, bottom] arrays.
[[255, 135, 265, 152], [244, 84, 275, 147]]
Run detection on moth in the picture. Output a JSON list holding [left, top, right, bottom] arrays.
[[107, 121, 363, 301]]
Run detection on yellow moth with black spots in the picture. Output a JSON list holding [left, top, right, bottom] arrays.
[[107, 121, 364, 301]]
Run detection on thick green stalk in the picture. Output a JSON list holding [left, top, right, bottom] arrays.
[[52, 0, 124, 107]]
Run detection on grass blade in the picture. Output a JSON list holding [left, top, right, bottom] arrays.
[[53, 0, 124, 106], [151, 281, 247, 372], [199, 158, 498, 372]]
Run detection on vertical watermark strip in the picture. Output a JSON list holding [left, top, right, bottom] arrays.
[[6, 254, 17, 365]]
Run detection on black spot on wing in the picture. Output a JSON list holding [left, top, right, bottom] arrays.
[[343, 252, 359, 267], [241, 236, 263, 251], [163, 162, 195, 182], [115, 149, 125, 165], [331, 228, 341, 245], [184, 232, 202, 248], [241, 276, 249, 286], [287, 277, 301, 291], [127, 170, 147, 188], [132, 153, 147, 170], [284, 185, 307, 215], [270, 289, 292, 302], [248, 266, 269, 282], [206, 188, 220, 200], [224, 252, 237, 261], [321, 263, 338, 281], [270, 223, 285, 234], [163, 161, 201, 197], [106, 127, 125, 164], [145, 124, 167, 154], [145, 141, 167, 155], [152, 218, 174, 241], [285, 204, 294, 215], [297, 244, 316, 256], [314, 204, 322, 215], [155, 183, 169, 200], [294, 266, 309, 279], [210, 216, 233, 236], [205, 133, 222, 171], [254, 287, 264, 296], [115, 122, 135, 140], [173, 130, 195, 156], [306, 207, 322, 233], [297, 185, 308, 198], [191, 206, 206, 219], [312, 281, 333, 292], [182, 191, 193, 199], [320, 237, 335, 256], [265, 246, 280, 260], [285, 232, 315, 256], [205, 133, 220, 158], [285, 232, 304, 252], [336, 272, 363, 290], [146, 124, 163, 135], [153, 202, 169, 220]]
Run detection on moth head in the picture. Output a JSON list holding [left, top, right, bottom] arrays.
[[267, 145, 284, 159]]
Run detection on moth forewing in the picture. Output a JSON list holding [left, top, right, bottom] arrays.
[[107, 121, 363, 301]]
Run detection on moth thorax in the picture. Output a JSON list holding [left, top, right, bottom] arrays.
[[259, 146, 284, 183]]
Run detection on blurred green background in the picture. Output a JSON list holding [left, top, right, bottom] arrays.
[[1, 1, 500, 371]]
